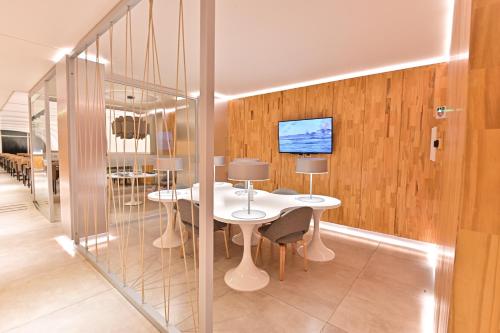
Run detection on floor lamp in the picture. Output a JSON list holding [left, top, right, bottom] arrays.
[[228, 160, 269, 219], [296, 157, 328, 203]]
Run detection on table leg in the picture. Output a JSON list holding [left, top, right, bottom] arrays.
[[124, 178, 143, 206], [231, 228, 260, 246], [297, 208, 335, 262], [224, 223, 270, 291], [153, 202, 188, 249]]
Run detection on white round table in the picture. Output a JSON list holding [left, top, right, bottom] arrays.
[[109, 172, 157, 206], [147, 185, 341, 291], [147, 189, 190, 249]]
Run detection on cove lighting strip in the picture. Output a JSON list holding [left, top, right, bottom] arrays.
[[318, 221, 438, 255], [215, 56, 451, 101]]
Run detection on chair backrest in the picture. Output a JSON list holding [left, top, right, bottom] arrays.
[[177, 199, 199, 228], [263, 206, 313, 243], [272, 188, 298, 195]]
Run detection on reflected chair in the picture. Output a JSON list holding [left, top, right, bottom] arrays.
[[272, 188, 298, 195], [255, 206, 313, 281], [233, 182, 246, 189], [177, 199, 230, 259]]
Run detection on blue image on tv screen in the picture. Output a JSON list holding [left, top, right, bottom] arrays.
[[278, 118, 333, 154]]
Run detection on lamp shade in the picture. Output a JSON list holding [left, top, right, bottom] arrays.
[[233, 157, 259, 163], [214, 156, 225, 166], [296, 157, 328, 174], [156, 157, 183, 171], [228, 161, 269, 181]]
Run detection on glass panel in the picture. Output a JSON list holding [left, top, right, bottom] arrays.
[[31, 87, 49, 219], [79, 78, 199, 330], [47, 75, 60, 221]]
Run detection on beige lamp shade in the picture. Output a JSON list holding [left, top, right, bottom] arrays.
[[296, 157, 328, 174], [214, 156, 225, 166], [233, 157, 259, 163], [228, 161, 269, 181], [156, 157, 183, 171]]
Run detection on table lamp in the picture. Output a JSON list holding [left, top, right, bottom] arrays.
[[214, 156, 225, 186], [232, 158, 259, 196], [228, 160, 269, 219], [156, 157, 183, 191], [296, 157, 328, 203]]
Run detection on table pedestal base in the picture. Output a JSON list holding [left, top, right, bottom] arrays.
[[297, 209, 335, 262], [232, 230, 260, 246], [153, 202, 188, 249], [224, 223, 269, 291]]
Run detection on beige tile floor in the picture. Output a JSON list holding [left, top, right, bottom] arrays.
[[0, 171, 158, 333], [94, 182, 436, 333], [0, 170, 436, 333]]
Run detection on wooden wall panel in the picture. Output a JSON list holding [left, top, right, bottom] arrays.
[[359, 71, 403, 235], [244, 95, 264, 160], [329, 78, 365, 228], [395, 65, 441, 242], [279, 88, 307, 192], [304, 83, 334, 198], [449, 0, 500, 331], [259, 92, 282, 192], [227, 99, 246, 160], [226, 64, 447, 243]]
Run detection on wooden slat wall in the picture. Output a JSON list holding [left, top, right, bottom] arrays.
[[329, 78, 365, 229], [359, 71, 403, 235], [226, 63, 447, 242], [447, 0, 500, 331]]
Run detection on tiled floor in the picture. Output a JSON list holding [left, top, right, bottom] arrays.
[[0, 170, 436, 332], [0, 171, 158, 333], [96, 183, 435, 332]]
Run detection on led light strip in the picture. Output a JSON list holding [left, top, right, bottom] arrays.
[[318, 221, 438, 254]]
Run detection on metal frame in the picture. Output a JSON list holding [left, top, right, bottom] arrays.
[[199, 0, 215, 331]]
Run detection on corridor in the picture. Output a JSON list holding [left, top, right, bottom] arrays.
[[0, 170, 158, 332]]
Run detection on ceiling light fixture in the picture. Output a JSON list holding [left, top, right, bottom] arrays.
[[51, 48, 73, 63], [77, 52, 109, 65]]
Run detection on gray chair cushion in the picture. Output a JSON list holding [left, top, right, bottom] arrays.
[[177, 199, 226, 234], [272, 188, 298, 195], [258, 206, 313, 244], [233, 182, 246, 189]]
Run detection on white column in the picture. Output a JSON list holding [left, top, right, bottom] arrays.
[[199, 0, 215, 332]]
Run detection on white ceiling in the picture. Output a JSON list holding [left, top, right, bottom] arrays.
[[0, 0, 453, 117], [0, 91, 29, 133], [92, 0, 453, 98], [0, 0, 122, 127]]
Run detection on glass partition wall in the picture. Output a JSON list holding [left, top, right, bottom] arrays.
[[29, 73, 60, 222], [75, 68, 200, 332]]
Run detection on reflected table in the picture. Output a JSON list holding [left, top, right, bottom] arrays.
[[109, 172, 157, 206]]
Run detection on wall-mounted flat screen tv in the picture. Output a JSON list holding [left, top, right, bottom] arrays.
[[278, 117, 333, 154]]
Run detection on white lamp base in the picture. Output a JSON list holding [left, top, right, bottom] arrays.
[[296, 195, 325, 203], [231, 209, 266, 219]]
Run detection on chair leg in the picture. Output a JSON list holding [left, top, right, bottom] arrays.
[[254, 237, 263, 263], [279, 244, 286, 281], [223, 227, 230, 259], [302, 239, 308, 272]]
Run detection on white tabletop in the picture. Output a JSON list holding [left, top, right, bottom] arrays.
[[109, 172, 157, 179], [147, 186, 341, 225]]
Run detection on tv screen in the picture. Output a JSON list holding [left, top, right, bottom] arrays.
[[278, 117, 333, 154]]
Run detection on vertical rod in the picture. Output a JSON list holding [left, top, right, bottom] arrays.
[[199, 0, 215, 331], [309, 173, 313, 199], [247, 185, 251, 214]]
